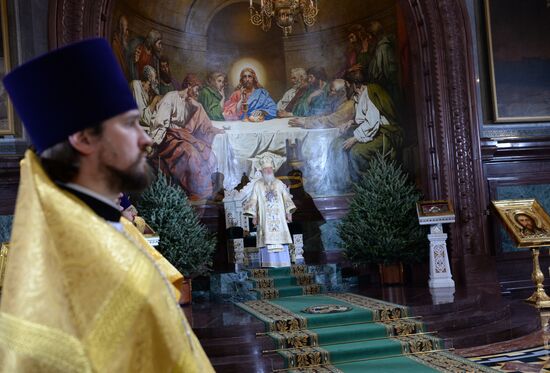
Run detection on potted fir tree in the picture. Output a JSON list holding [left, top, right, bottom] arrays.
[[137, 172, 216, 304], [338, 153, 427, 285]]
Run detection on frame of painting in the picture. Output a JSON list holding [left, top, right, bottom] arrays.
[[0, 0, 15, 135], [484, 0, 550, 123], [492, 199, 550, 248]]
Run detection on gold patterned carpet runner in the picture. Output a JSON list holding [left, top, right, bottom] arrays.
[[237, 292, 498, 372], [248, 265, 322, 300]]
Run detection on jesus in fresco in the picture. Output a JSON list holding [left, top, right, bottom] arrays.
[[223, 67, 277, 121]]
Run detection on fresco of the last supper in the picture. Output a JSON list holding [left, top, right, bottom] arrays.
[[110, 0, 417, 207]]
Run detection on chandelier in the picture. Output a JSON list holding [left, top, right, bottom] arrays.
[[249, 0, 319, 37]]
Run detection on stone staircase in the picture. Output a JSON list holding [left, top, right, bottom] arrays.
[[248, 266, 322, 299], [210, 264, 344, 302]]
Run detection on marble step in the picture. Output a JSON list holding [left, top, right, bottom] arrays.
[[208, 353, 284, 373], [188, 303, 265, 340], [421, 303, 512, 332], [200, 335, 272, 358], [438, 312, 540, 349], [254, 284, 322, 299], [408, 294, 486, 316], [249, 274, 316, 288]]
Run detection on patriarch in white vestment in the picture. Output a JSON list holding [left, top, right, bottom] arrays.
[[243, 155, 297, 268]]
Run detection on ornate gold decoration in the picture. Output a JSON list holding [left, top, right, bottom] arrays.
[[253, 278, 275, 289], [409, 351, 497, 372], [492, 199, 550, 308], [397, 334, 439, 354], [302, 284, 321, 295], [279, 347, 330, 368], [302, 304, 352, 315], [385, 319, 424, 336], [237, 300, 307, 332], [291, 265, 308, 275], [256, 288, 280, 300], [492, 199, 550, 248], [249, 0, 319, 37], [268, 329, 319, 349], [0, 312, 92, 372], [295, 274, 314, 286], [287, 366, 344, 373], [250, 268, 269, 278], [326, 293, 409, 321], [525, 247, 550, 308]]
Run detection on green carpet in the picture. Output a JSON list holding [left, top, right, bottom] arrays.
[[248, 265, 322, 300], [236, 291, 498, 372]]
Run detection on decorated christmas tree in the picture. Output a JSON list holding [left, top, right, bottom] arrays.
[[137, 173, 216, 278], [338, 153, 427, 265]]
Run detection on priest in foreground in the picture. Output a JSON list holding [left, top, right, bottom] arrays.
[[243, 155, 297, 267], [0, 38, 213, 372]]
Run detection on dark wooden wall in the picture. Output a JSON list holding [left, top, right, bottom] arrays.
[[482, 137, 550, 283]]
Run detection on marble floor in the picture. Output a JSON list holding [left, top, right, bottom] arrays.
[[469, 343, 550, 372], [184, 284, 548, 372]]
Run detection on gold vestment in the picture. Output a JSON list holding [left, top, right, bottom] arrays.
[[0, 150, 213, 372]]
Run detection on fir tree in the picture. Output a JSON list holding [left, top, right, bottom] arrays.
[[137, 173, 216, 278], [338, 153, 427, 265]]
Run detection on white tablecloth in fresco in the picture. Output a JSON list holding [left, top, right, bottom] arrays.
[[211, 118, 342, 195]]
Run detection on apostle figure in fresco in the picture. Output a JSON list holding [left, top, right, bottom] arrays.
[[223, 67, 277, 121], [289, 99, 355, 130], [129, 64, 161, 130], [322, 78, 348, 116], [111, 15, 130, 79], [199, 71, 227, 121], [277, 67, 307, 114], [338, 69, 402, 181], [151, 74, 225, 201], [336, 24, 367, 78], [243, 155, 297, 268], [288, 79, 353, 130], [159, 56, 176, 95], [291, 66, 329, 117], [307, 67, 331, 116], [297, 69, 401, 192], [365, 21, 399, 104], [349, 27, 372, 77], [131, 29, 163, 81]]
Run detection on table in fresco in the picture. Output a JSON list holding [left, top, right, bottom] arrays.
[[211, 118, 343, 195]]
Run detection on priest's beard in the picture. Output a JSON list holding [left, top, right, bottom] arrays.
[[262, 173, 275, 184], [101, 153, 154, 194]]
